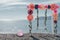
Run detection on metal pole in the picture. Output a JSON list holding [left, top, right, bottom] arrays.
[[29, 21, 32, 36], [54, 22, 57, 40], [54, 22, 57, 34], [44, 9, 47, 31], [37, 9, 39, 30], [45, 9, 47, 26]]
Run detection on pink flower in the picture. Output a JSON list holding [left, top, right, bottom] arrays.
[[17, 30, 23, 37], [53, 10, 58, 14]]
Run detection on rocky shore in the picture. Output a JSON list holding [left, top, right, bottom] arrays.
[[0, 33, 60, 40]]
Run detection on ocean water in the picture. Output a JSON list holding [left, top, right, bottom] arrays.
[[0, 18, 60, 34]]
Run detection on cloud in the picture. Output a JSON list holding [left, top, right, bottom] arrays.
[[0, 0, 60, 7], [0, 0, 18, 3], [0, 0, 60, 21]]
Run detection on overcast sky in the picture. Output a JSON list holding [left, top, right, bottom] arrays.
[[0, 0, 60, 21]]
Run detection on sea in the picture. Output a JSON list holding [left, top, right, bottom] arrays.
[[0, 17, 60, 34]]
